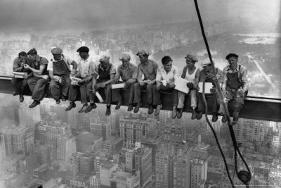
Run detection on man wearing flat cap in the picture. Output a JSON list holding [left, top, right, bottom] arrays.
[[48, 47, 77, 104], [91, 54, 116, 116], [11, 51, 30, 102], [65, 46, 96, 112], [24, 48, 49, 108], [176, 54, 200, 119], [115, 53, 137, 111], [221, 53, 248, 124], [133, 50, 158, 114]]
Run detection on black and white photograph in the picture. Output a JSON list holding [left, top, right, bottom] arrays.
[[0, 0, 280, 187]]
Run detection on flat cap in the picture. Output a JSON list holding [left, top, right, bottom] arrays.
[[119, 53, 131, 61], [99, 55, 110, 62], [136, 50, 149, 57], [185, 54, 198, 62], [225, 53, 239, 60], [77, 46, 89, 53], [51, 47, 63, 55], [27, 48, 37, 55]]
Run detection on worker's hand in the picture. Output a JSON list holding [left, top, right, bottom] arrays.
[[147, 80, 154, 85], [53, 75, 61, 82], [168, 82, 175, 89], [139, 81, 146, 86], [78, 79, 85, 85], [237, 88, 245, 97], [186, 82, 194, 89], [23, 64, 31, 69]]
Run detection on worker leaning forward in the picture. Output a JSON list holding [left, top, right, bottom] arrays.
[[91, 54, 116, 116], [133, 50, 158, 114], [221, 53, 248, 124], [24, 48, 49, 108], [115, 53, 137, 112], [11, 51, 31, 102], [197, 62, 224, 122], [65, 46, 96, 113], [48, 47, 77, 104]]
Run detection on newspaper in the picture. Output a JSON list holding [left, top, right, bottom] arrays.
[[112, 83, 125, 89], [175, 77, 190, 94], [13, 72, 27, 78], [198, 82, 213, 94]]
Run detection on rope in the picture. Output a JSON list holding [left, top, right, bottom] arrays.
[[202, 80, 234, 187], [193, 0, 251, 186]]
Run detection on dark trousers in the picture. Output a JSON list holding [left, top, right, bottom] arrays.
[[133, 83, 158, 106], [27, 77, 48, 101], [115, 82, 134, 105], [68, 81, 93, 104], [197, 93, 219, 114], [155, 84, 178, 107], [11, 77, 28, 95], [94, 83, 112, 106], [49, 75, 71, 101]]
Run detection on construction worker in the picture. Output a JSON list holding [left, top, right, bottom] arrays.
[[65, 46, 96, 113], [155, 56, 178, 117], [176, 54, 200, 119], [133, 50, 158, 114], [222, 53, 248, 124], [91, 54, 116, 116], [24, 48, 49, 108], [48, 47, 77, 104], [197, 62, 224, 122], [11, 51, 30, 102], [115, 53, 137, 111]]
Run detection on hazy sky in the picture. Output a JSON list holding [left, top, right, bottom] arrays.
[[0, 0, 279, 32]]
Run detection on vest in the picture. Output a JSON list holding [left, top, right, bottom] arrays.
[[181, 66, 198, 83], [53, 59, 70, 76], [98, 64, 112, 82], [226, 65, 243, 90]]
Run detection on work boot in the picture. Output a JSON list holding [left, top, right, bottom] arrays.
[[148, 105, 154, 115], [78, 104, 88, 113], [128, 105, 134, 112], [19, 95, 24, 103], [85, 103, 97, 113], [177, 108, 183, 119], [172, 107, 177, 119], [106, 105, 111, 116], [212, 114, 218, 122], [196, 112, 203, 120], [29, 100, 40, 108], [191, 110, 197, 120], [65, 102, 76, 111], [56, 99, 61, 104], [115, 102, 121, 110], [134, 105, 140, 113], [222, 115, 227, 123], [154, 105, 161, 116]]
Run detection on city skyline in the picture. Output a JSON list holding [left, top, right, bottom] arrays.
[[0, 94, 281, 187]]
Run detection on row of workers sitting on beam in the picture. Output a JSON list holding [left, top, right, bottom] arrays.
[[12, 46, 248, 123]]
